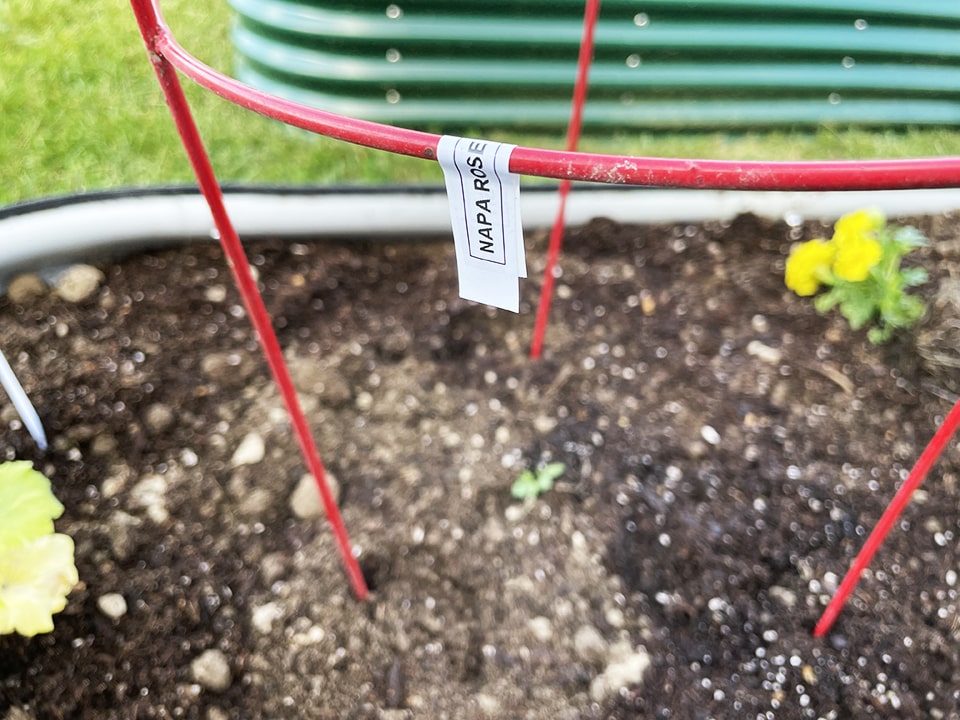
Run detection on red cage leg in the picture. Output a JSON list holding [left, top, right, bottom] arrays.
[[131, 0, 369, 600], [530, 0, 601, 359], [814, 395, 960, 636]]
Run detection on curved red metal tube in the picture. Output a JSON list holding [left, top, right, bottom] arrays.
[[144, 0, 960, 191], [133, 0, 960, 619]]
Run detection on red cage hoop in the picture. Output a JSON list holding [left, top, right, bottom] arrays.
[[130, 0, 960, 625]]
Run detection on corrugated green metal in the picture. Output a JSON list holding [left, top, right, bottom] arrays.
[[226, 0, 960, 128]]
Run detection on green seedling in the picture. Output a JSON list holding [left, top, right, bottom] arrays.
[[511, 462, 566, 500]]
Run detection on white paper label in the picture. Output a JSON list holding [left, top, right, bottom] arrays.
[[437, 135, 525, 312]]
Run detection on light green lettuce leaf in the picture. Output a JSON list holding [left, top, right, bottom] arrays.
[[0, 533, 78, 636], [0, 461, 64, 549]]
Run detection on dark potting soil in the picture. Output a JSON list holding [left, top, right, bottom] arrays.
[[2, 212, 960, 719]]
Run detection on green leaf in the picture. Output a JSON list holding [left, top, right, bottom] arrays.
[[510, 463, 566, 500], [867, 325, 892, 344], [885, 295, 926, 327], [899, 267, 928, 288], [0, 533, 78, 637], [839, 297, 876, 330], [891, 226, 927, 249], [538, 463, 567, 483], [0, 462, 64, 550], [510, 470, 537, 500], [814, 290, 842, 314]]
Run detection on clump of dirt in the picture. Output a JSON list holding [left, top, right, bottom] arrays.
[[2, 211, 960, 719]]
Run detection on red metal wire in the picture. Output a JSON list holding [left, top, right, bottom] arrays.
[[132, 0, 960, 622], [530, 0, 601, 359], [141, 0, 960, 192], [814, 396, 960, 637], [131, 0, 369, 601]]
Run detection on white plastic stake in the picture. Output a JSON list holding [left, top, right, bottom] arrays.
[[0, 348, 47, 450], [437, 135, 525, 312]]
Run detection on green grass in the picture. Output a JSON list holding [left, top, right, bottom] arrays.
[[3, 0, 960, 207]]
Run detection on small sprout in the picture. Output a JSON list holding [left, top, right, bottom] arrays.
[[785, 208, 928, 344], [0, 461, 78, 637], [511, 462, 566, 500]]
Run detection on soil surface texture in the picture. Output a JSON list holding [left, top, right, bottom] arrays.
[[2, 211, 960, 720]]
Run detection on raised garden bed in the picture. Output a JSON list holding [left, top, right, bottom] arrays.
[[2, 210, 960, 717]]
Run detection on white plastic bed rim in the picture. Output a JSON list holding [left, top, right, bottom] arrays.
[[1, 185, 959, 283]]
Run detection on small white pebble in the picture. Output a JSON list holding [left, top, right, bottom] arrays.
[[947, 570, 957, 587], [589, 642, 652, 702], [746, 340, 782, 365], [605, 607, 625, 628], [533, 415, 558, 434], [100, 474, 126, 499], [289, 472, 339, 519], [291, 625, 326, 646], [769, 586, 798, 609], [204, 285, 228, 303], [191, 649, 232, 693], [230, 432, 265, 466], [700, 425, 721, 446], [6, 273, 47, 303], [751, 314, 770, 333], [129, 474, 168, 523], [504, 505, 525, 523], [55, 264, 104, 303], [475, 693, 501, 716], [251, 602, 284, 634], [528, 616, 553, 643], [573, 625, 608, 663], [97, 593, 128, 620]]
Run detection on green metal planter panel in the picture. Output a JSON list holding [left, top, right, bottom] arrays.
[[227, 0, 960, 129]]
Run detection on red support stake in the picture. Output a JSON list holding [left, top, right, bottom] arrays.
[[530, 0, 601, 359], [130, 0, 369, 600], [814, 395, 960, 637]]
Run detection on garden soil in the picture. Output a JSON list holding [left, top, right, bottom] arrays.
[[2, 211, 960, 719]]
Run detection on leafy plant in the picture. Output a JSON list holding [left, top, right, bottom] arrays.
[[511, 462, 566, 500], [785, 208, 928, 344], [0, 461, 78, 637]]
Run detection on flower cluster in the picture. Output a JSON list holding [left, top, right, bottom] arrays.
[[785, 209, 928, 344], [0, 461, 78, 637]]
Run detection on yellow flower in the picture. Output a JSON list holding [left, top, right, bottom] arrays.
[[830, 208, 884, 282], [785, 239, 836, 296], [833, 208, 885, 245], [832, 234, 882, 282]]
